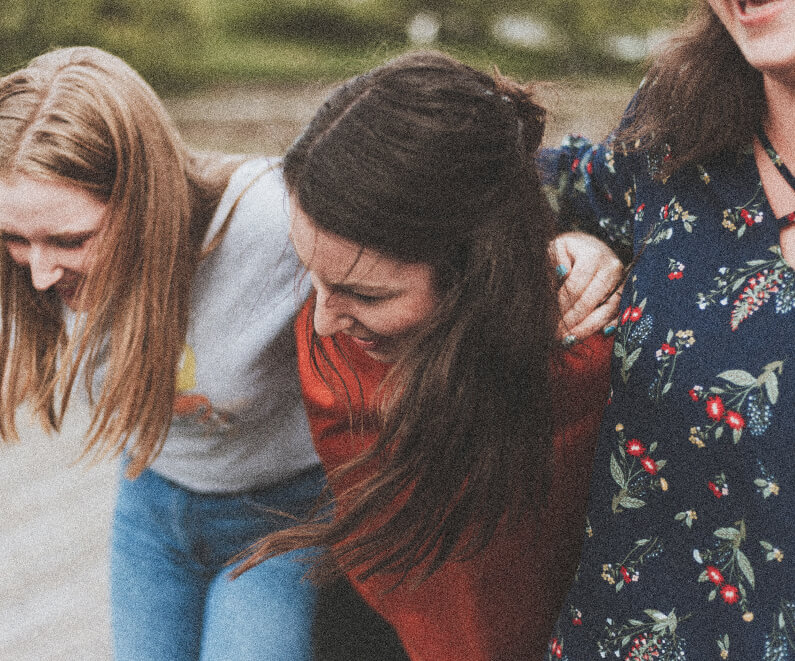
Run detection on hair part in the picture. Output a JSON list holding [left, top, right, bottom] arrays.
[[236, 50, 561, 585], [0, 47, 243, 475]]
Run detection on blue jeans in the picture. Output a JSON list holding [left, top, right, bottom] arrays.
[[110, 464, 325, 661]]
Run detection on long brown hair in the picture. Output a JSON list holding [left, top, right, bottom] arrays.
[[0, 47, 242, 477], [617, 0, 765, 178], [237, 51, 561, 584]]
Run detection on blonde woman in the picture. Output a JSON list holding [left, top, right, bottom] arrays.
[[0, 47, 322, 660]]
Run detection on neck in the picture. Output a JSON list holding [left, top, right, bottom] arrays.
[[763, 74, 795, 162]]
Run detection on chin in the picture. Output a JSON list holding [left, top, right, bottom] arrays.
[[363, 348, 398, 364]]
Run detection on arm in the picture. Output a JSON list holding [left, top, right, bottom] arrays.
[[539, 134, 636, 263], [539, 130, 643, 341]]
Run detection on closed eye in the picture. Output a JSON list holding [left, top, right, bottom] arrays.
[[348, 291, 384, 304], [51, 236, 90, 250], [0, 233, 28, 245]]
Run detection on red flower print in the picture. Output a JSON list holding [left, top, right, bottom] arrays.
[[586, 160, 593, 175], [688, 388, 700, 401], [636, 203, 645, 213], [786, 211, 795, 224], [571, 616, 582, 626], [708, 481, 723, 498], [640, 456, 658, 475], [706, 396, 725, 421], [626, 439, 646, 456], [668, 271, 684, 280], [549, 638, 562, 658], [724, 410, 745, 430], [660, 343, 677, 355], [706, 565, 724, 584], [571, 158, 580, 172], [663, 204, 670, 218], [720, 584, 739, 604], [740, 208, 754, 226], [620, 306, 643, 324], [620, 566, 631, 583]]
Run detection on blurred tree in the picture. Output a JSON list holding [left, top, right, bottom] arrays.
[[0, 0, 210, 90], [218, 0, 400, 45], [0, 0, 694, 89]]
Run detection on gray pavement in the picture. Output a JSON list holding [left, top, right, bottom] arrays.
[[1, 398, 117, 660]]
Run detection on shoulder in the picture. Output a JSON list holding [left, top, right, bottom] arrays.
[[224, 157, 288, 221], [203, 157, 290, 250]]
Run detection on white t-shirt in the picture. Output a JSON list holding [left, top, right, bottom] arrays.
[[145, 158, 318, 492]]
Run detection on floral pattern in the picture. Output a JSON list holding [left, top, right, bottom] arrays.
[[538, 131, 795, 659]]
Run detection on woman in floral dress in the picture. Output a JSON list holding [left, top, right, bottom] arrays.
[[542, 1, 795, 658]]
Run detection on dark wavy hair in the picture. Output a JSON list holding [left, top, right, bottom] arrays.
[[237, 50, 561, 584], [617, 0, 765, 178]]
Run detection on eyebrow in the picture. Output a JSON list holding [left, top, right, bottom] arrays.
[[0, 229, 98, 244]]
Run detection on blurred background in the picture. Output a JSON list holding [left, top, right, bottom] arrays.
[[1, 0, 692, 154], [1, 0, 691, 92], [1, 1, 691, 659]]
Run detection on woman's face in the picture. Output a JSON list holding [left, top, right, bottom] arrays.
[[0, 175, 107, 308], [708, 0, 795, 78], [289, 197, 439, 363]]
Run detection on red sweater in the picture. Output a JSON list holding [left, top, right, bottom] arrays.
[[296, 301, 612, 660]]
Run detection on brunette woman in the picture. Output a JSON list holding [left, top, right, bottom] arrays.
[[237, 51, 619, 660], [538, 0, 795, 657]]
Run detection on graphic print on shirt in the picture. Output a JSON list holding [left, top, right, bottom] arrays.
[[173, 344, 229, 430], [600, 536, 663, 592], [764, 600, 795, 660]]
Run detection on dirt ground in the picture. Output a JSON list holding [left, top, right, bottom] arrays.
[[165, 78, 635, 155], [0, 79, 634, 661]]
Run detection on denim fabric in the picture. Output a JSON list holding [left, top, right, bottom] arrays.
[[110, 464, 325, 661]]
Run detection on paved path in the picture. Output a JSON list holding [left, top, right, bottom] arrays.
[[1, 399, 117, 661]]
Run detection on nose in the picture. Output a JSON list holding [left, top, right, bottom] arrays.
[[313, 284, 353, 337], [27, 246, 65, 291]]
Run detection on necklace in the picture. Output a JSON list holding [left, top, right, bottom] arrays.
[[757, 123, 795, 191], [756, 124, 795, 224]]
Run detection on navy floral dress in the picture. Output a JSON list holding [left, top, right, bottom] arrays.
[[539, 133, 795, 660]]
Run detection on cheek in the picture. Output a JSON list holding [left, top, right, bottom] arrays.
[[69, 240, 103, 274], [370, 293, 438, 338], [75, 247, 98, 272]]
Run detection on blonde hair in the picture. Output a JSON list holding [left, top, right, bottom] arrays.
[[0, 47, 242, 477]]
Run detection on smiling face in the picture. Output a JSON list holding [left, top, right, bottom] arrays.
[[0, 175, 107, 308], [289, 198, 439, 363], [708, 0, 795, 78]]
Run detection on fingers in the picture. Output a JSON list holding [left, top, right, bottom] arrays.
[[557, 287, 623, 341], [550, 232, 625, 345], [558, 260, 623, 326], [556, 266, 624, 341]]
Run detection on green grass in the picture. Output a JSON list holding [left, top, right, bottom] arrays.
[[147, 34, 644, 94]]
